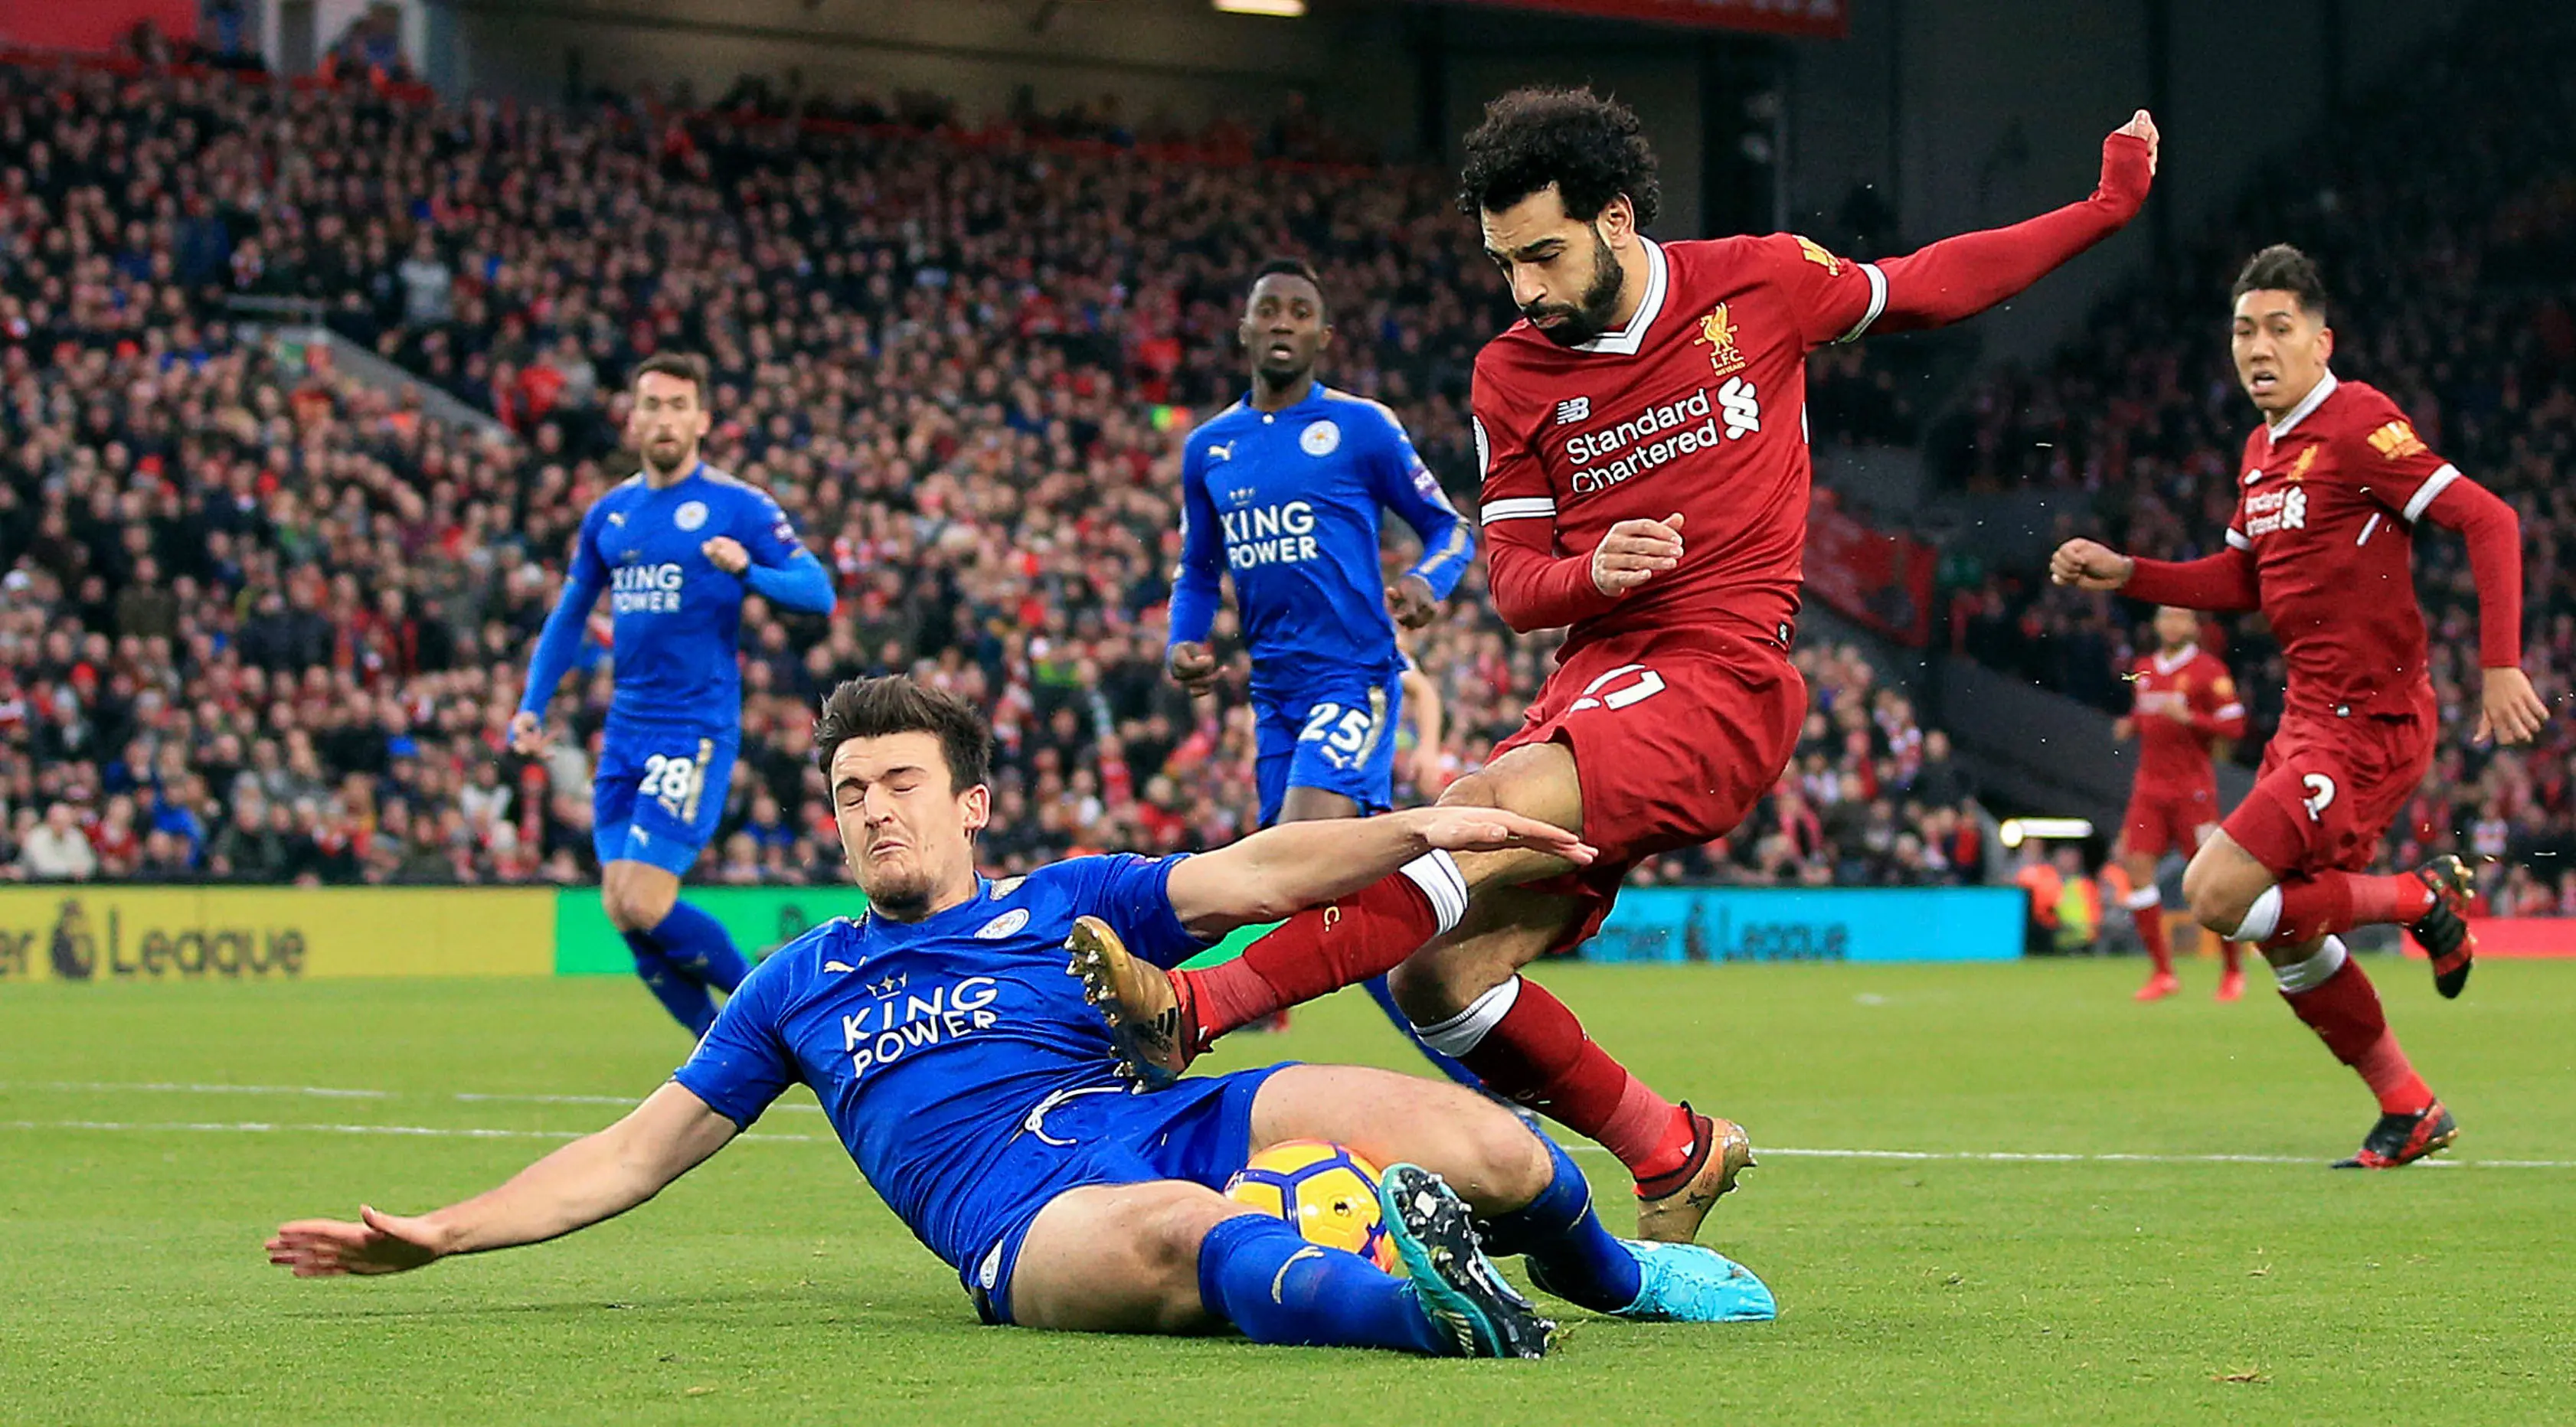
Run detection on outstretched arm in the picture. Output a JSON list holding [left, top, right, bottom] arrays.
[[1868, 113, 2157, 335], [1165, 805, 1593, 938], [2052, 537, 2261, 612], [265, 1082, 738, 1277]]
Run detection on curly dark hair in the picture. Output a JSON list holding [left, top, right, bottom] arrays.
[[1456, 87, 1661, 229], [2232, 243, 2328, 322]]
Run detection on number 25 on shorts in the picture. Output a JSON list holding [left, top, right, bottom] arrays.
[[1299, 703, 1376, 753]]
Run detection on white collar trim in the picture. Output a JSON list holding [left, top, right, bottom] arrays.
[[2153, 644, 2198, 676], [1573, 239, 1668, 358], [2267, 369, 2339, 439]]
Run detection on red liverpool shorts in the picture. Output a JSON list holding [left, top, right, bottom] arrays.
[[2224, 704, 2434, 878], [1492, 621, 1807, 955], [2120, 779, 2221, 860]]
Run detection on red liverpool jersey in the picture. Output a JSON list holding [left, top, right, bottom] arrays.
[[1473, 233, 1890, 648], [2128, 644, 2245, 790], [2228, 372, 2457, 718]]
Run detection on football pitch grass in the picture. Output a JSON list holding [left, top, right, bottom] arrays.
[[5, 956, 2572, 1425]]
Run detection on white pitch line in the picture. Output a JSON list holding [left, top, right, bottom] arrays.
[[454, 1089, 823, 1115], [1568, 1143, 2571, 1170], [11, 1083, 2569, 1170], [2, 1080, 390, 1099], [0, 1119, 823, 1144], [1, 1079, 824, 1114]]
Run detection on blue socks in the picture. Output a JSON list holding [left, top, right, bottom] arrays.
[[625, 900, 750, 1036], [1363, 975, 1483, 1089], [652, 900, 750, 991], [625, 930, 716, 1037], [1196, 1214, 1449, 1355], [1479, 1133, 1643, 1314]]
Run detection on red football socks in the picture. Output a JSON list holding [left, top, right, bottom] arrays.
[[1453, 978, 1698, 1183], [2264, 872, 2435, 949], [2133, 895, 2172, 976], [2283, 957, 2435, 1115], [1175, 866, 1450, 1040]]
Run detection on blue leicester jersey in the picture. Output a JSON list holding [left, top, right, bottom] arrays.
[[1169, 386, 1472, 694], [672, 854, 1207, 1271], [560, 464, 808, 733]]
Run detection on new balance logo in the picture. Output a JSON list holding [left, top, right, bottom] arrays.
[[1554, 397, 1590, 425]]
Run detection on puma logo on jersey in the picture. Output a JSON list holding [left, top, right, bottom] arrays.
[[1554, 397, 1590, 425], [1206, 442, 1234, 463]]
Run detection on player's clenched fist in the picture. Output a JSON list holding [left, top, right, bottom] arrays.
[[507, 709, 546, 756], [1167, 640, 1219, 697], [2049, 537, 2133, 592], [1590, 512, 1685, 596], [2114, 109, 2159, 175], [701, 535, 750, 574]]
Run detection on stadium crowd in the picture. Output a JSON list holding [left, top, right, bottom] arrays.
[[0, 56, 1985, 892], [1923, 10, 2576, 913]]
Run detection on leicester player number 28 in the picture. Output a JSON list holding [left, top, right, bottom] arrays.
[[638, 754, 700, 815]]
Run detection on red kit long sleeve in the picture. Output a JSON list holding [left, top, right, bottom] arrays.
[[1483, 515, 1624, 633], [1873, 132, 2154, 331], [2124, 547, 2262, 612], [2421, 475, 2525, 669]]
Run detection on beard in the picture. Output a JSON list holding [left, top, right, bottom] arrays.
[[855, 859, 934, 920], [1523, 229, 1626, 348], [641, 435, 691, 476]]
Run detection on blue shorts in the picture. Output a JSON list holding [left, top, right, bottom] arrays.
[[592, 728, 737, 877], [966, 1063, 1291, 1325], [1251, 674, 1404, 826]]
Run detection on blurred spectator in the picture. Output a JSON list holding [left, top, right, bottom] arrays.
[[19, 802, 100, 881]]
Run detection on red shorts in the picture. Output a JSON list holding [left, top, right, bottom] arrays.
[[2224, 706, 2434, 878], [2121, 779, 2221, 860], [1492, 622, 1806, 954]]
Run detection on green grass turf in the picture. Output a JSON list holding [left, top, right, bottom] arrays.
[[5, 955, 2574, 1425]]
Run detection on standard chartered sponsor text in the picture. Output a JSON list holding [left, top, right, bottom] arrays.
[[1562, 387, 1729, 495]]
